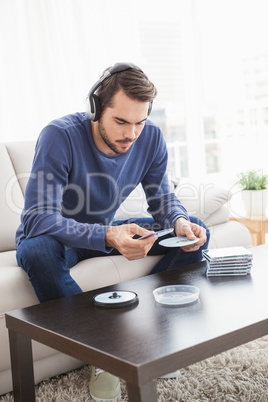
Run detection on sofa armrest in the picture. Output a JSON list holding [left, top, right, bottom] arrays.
[[209, 220, 253, 249]]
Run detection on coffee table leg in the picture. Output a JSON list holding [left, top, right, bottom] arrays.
[[127, 381, 157, 402], [8, 329, 35, 401]]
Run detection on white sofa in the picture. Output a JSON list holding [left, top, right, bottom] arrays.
[[0, 141, 252, 395]]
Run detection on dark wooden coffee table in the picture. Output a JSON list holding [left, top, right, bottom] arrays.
[[6, 245, 268, 401]]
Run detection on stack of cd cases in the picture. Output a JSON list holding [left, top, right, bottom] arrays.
[[202, 246, 253, 276]]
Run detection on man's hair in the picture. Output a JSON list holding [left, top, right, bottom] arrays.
[[96, 68, 157, 117]]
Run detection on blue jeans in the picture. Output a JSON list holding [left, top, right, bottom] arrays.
[[16, 216, 210, 303]]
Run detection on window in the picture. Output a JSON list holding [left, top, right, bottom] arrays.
[[1, 0, 268, 187], [263, 107, 268, 124], [205, 144, 221, 174]]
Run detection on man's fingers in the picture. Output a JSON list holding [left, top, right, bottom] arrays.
[[180, 225, 207, 252], [105, 223, 157, 260]]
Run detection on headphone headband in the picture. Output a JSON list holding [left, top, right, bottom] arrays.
[[106, 62, 143, 75], [86, 62, 152, 121]]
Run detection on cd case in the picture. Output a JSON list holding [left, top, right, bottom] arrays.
[[153, 285, 200, 305], [202, 246, 253, 277]]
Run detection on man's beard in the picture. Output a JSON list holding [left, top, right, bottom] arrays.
[[98, 119, 135, 155]]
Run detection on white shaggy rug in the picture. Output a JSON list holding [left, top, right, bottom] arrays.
[[1, 336, 267, 401]]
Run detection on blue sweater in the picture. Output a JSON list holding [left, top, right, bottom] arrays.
[[16, 113, 189, 252]]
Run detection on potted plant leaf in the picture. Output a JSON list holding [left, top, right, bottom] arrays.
[[237, 170, 268, 216]]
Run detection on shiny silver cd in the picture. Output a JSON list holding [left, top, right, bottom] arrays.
[[92, 291, 138, 308]]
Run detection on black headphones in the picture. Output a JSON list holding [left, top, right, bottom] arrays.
[[86, 62, 153, 121]]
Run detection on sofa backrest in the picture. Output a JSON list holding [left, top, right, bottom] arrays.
[[0, 141, 35, 251], [115, 181, 230, 228]]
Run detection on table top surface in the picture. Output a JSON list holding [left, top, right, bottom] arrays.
[[6, 245, 268, 383]]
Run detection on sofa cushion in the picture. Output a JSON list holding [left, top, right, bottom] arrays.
[[203, 205, 230, 226], [70, 256, 122, 291], [109, 254, 162, 282], [5, 141, 36, 195], [0, 144, 24, 251], [174, 184, 230, 222], [0, 251, 38, 313], [115, 183, 230, 225], [114, 184, 150, 220]]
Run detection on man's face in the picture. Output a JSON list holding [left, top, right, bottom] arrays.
[[92, 90, 150, 155]]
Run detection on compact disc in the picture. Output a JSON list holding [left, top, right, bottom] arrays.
[[159, 236, 199, 248], [92, 291, 138, 309]]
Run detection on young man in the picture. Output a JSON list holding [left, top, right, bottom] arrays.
[[16, 63, 209, 401]]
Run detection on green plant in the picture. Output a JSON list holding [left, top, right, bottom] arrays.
[[237, 170, 268, 190]]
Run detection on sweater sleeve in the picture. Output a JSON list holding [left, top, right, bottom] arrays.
[[19, 126, 110, 252]]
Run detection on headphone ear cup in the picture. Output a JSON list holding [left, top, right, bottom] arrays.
[[92, 94, 101, 121], [86, 96, 92, 120], [87, 94, 101, 121], [148, 101, 153, 116]]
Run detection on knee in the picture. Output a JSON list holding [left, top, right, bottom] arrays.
[[16, 235, 64, 273]]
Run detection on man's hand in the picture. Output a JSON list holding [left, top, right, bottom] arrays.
[[174, 217, 207, 252], [105, 224, 157, 260]]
